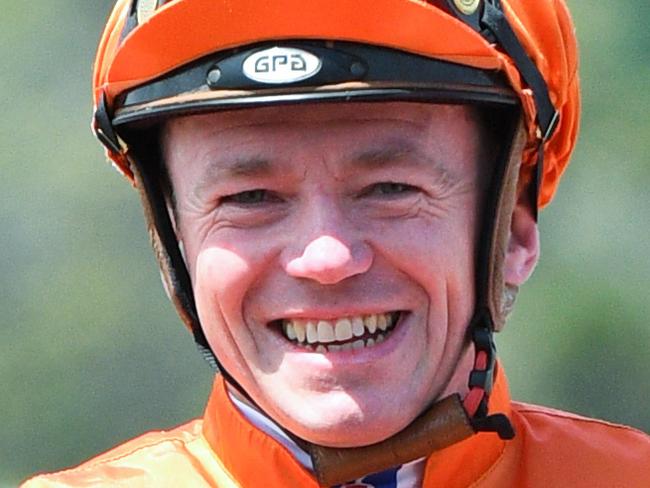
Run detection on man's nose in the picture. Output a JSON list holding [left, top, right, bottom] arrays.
[[285, 235, 373, 285]]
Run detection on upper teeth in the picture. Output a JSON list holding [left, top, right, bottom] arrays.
[[282, 313, 397, 346]]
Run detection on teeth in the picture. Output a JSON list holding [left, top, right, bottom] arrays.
[[294, 320, 306, 342], [352, 317, 365, 337], [285, 322, 297, 341], [334, 318, 353, 341], [317, 320, 335, 343], [364, 315, 377, 333], [377, 314, 386, 331], [282, 312, 400, 349], [317, 338, 383, 353], [306, 321, 318, 344]]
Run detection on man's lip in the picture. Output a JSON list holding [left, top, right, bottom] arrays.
[[266, 308, 409, 323]]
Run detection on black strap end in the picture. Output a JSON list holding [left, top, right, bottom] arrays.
[[471, 413, 516, 440]]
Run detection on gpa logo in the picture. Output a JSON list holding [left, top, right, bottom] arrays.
[[242, 47, 322, 84]]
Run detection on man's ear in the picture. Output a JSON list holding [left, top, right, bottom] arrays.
[[504, 197, 540, 286]]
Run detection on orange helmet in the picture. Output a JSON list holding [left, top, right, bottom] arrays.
[[92, 0, 580, 460], [94, 0, 578, 206]]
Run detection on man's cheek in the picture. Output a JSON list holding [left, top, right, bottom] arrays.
[[194, 247, 260, 378], [195, 247, 253, 321], [372, 235, 442, 283]]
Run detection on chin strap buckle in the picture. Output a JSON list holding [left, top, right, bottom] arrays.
[[469, 326, 497, 396], [464, 316, 516, 440]]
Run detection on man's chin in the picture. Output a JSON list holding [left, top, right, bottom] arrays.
[[290, 418, 409, 448], [269, 397, 416, 448]]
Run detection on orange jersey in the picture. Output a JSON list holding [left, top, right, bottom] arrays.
[[24, 368, 650, 487]]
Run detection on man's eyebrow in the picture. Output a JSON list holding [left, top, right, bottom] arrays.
[[349, 143, 452, 178], [352, 145, 414, 168], [194, 155, 274, 196], [218, 156, 274, 178], [192, 142, 455, 196]]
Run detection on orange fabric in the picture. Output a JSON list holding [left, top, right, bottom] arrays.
[[93, 0, 580, 209], [23, 367, 650, 487], [98, 0, 494, 102]]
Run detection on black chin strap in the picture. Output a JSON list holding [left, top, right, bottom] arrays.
[[479, 1, 558, 220], [479, 1, 560, 142], [132, 136, 232, 377], [441, 0, 562, 439], [466, 318, 515, 439]]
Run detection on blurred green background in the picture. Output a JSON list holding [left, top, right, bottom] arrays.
[[1, 1, 648, 485]]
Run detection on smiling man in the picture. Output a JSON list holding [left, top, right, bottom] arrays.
[[25, 0, 650, 487], [164, 103, 488, 448]]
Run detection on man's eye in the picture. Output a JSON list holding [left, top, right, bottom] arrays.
[[367, 182, 417, 196], [221, 189, 271, 205]]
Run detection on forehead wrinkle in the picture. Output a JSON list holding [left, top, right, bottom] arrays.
[[168, 102, 466, 145], [183, 111, 431, 138], [169, 105, 470, 197]]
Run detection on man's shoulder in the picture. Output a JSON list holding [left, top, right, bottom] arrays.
[[505, 401, 650, 486], [22, 419, 214, 487], [512, 400, 650, 444]]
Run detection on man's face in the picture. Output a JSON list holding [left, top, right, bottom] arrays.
[[164, 102, 484, 447]]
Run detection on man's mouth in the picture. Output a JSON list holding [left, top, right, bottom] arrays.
[[276, 312, 402, 353]]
